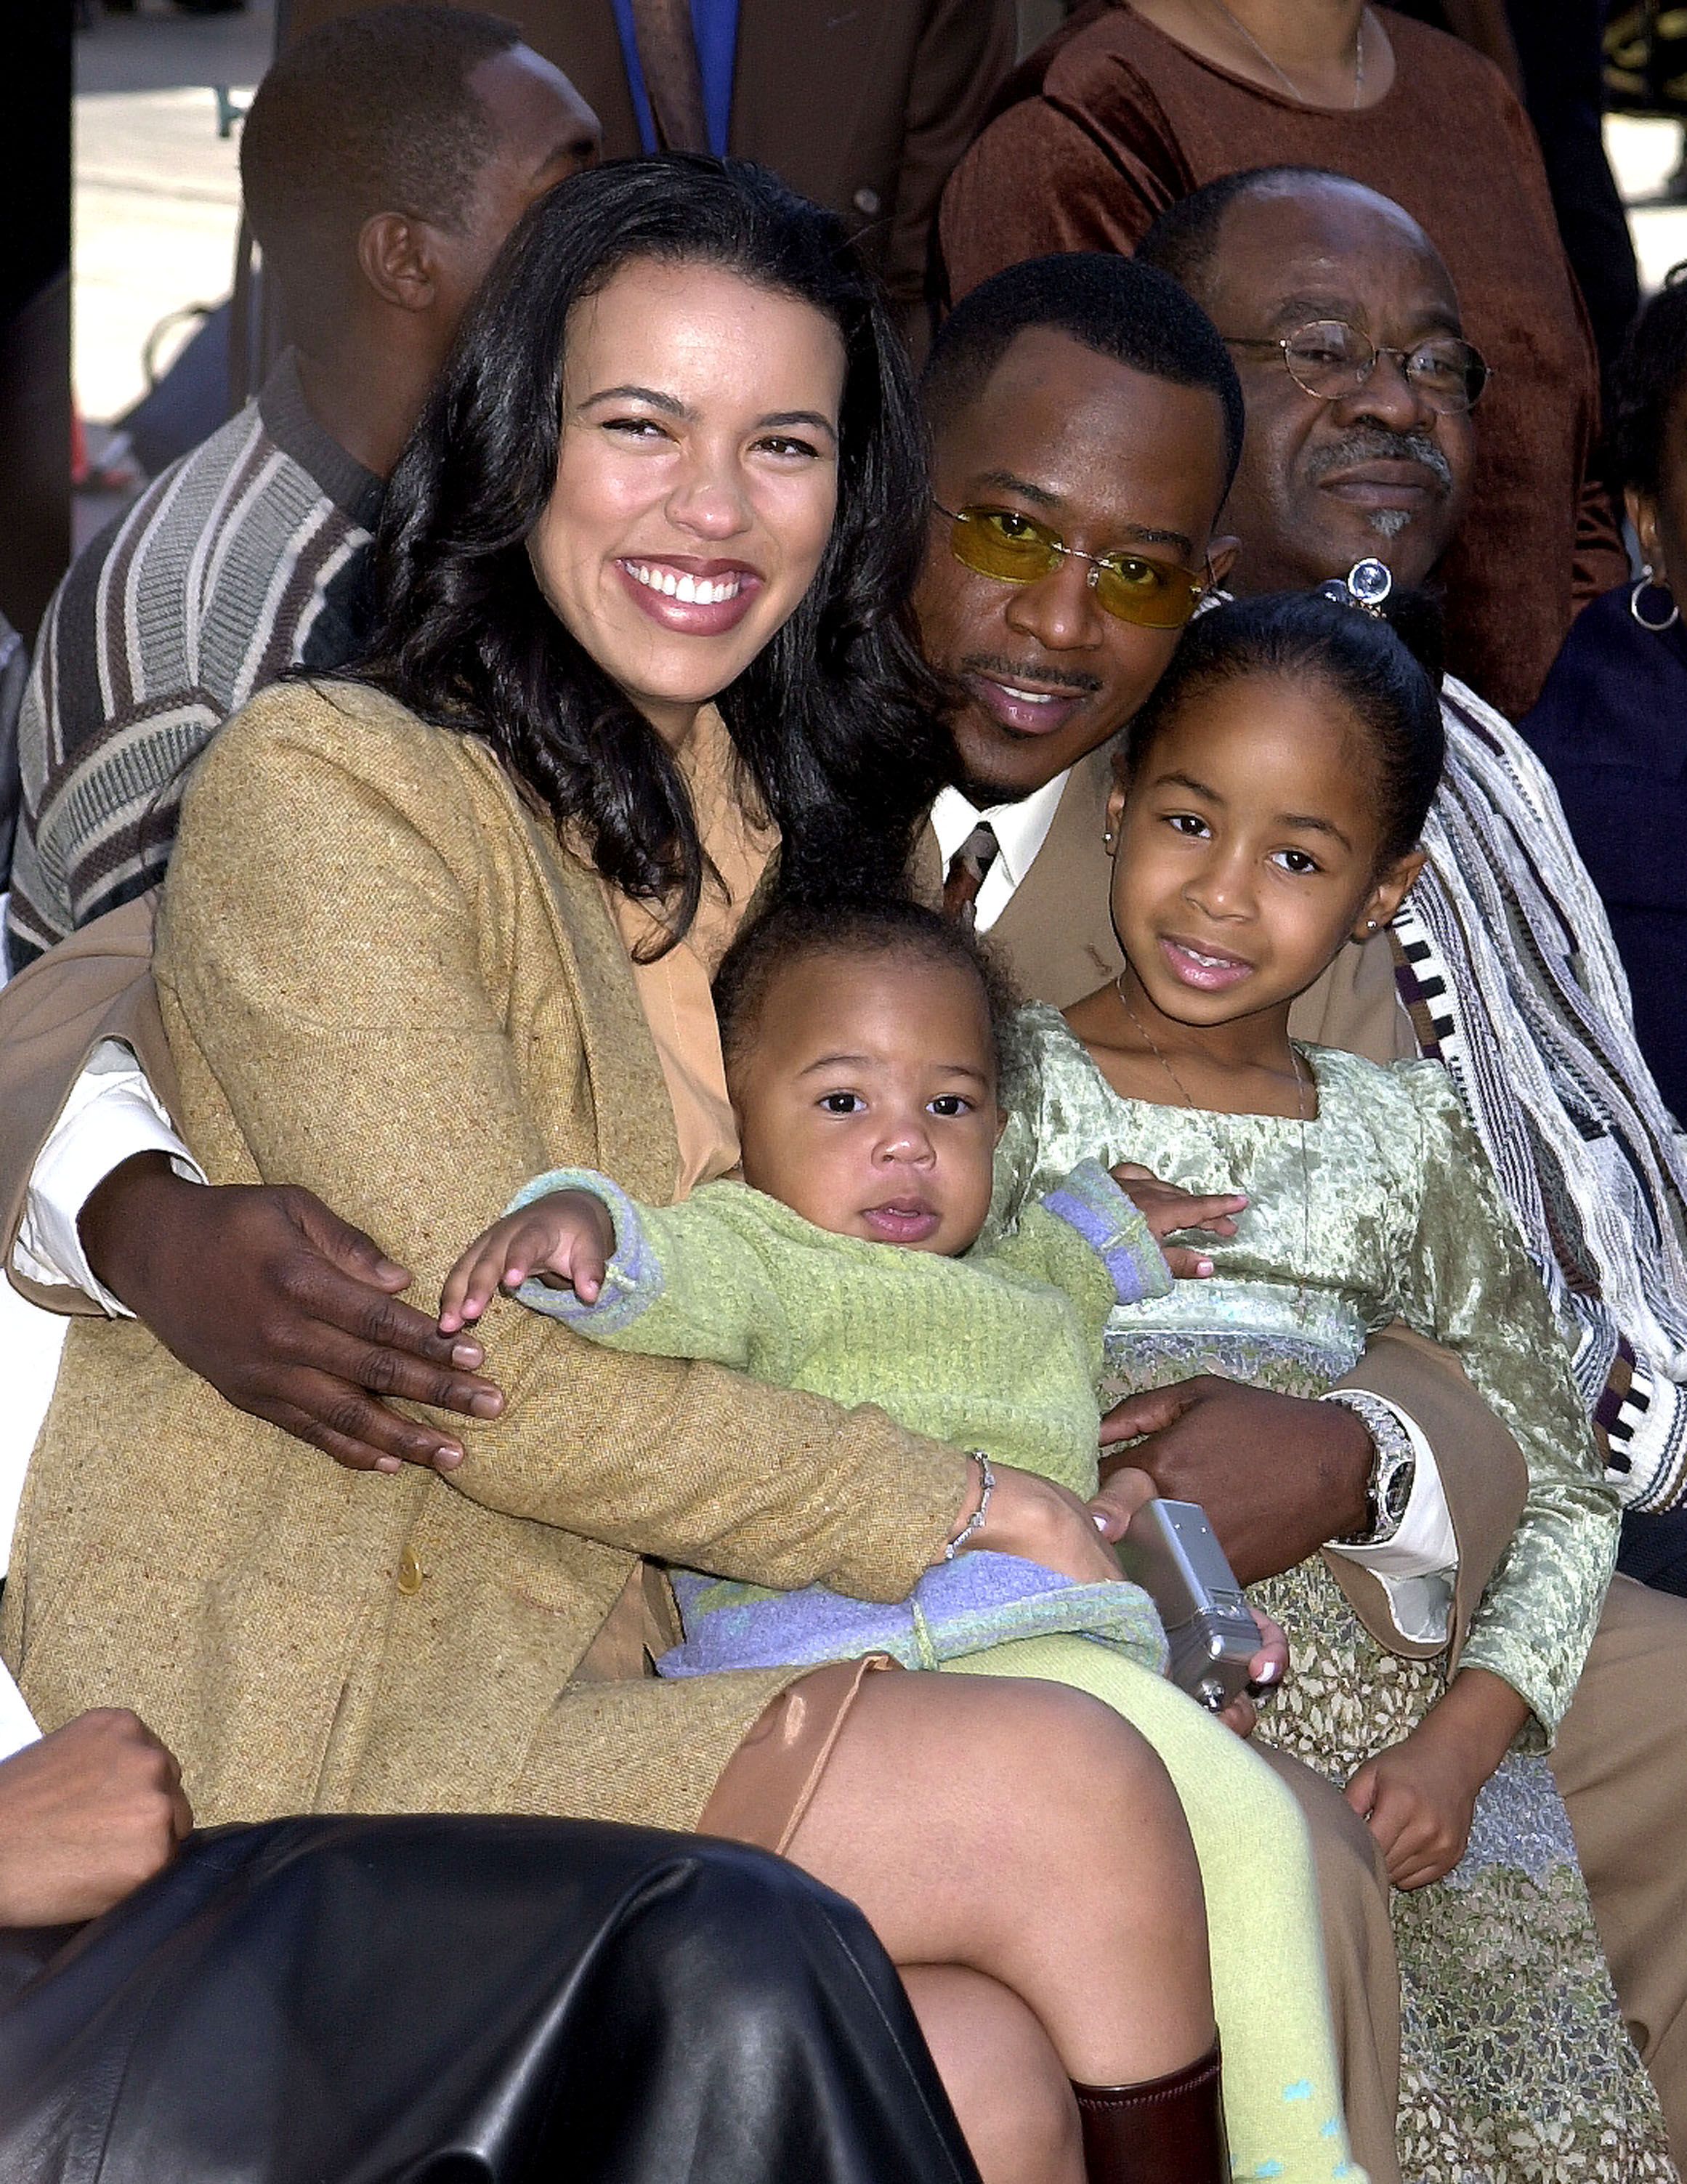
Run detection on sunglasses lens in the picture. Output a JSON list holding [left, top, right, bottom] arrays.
[[1093, 557, 1200, 630], [949, 508, 1061, 583], [949, 508, 1200, 629]]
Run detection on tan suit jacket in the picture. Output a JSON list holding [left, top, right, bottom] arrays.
[[0, 682, 966, 1830], [918, 742, 1528, 1661], [280, 0, 1014, 336]]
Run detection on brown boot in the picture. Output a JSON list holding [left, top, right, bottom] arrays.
[[1071, 2042, 1229, 2183]]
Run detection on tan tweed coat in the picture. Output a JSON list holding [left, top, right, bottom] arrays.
[[1, 682, 968, 1829]]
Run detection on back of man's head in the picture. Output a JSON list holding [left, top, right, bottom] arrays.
[[241, 4, 522, 343], [923, 251, 1245, 490]]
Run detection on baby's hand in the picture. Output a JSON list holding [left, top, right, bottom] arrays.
[[1111, 1162, 1247, 1279], [438, 1192, 615, 1335]]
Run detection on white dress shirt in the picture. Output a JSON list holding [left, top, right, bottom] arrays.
[[931, 774, 1072, 934], [17, 1039, 206, 1314]]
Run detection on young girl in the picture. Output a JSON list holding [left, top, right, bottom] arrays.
[[1006, 586, 1671, 2175], [442, 897, 1363, 2184]]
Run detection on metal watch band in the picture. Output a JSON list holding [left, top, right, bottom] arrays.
[[1323, 1390, 1417, 1546]]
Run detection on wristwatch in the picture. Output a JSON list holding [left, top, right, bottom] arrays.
[[1323, 1390, 1417, 1546]]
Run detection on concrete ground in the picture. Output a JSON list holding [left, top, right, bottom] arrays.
[[74, 0, 272, 428]]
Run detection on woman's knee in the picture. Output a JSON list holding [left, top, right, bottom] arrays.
[[788, 1672, 1202, 1947], [978, 1679, 1193, 1851]]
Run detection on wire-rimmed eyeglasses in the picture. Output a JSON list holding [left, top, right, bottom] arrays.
[[1220, 320, 1491, 413]]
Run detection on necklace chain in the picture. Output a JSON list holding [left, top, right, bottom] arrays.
[[1114, 974, 1314, 1321], [1204, 0, 1367, 108]]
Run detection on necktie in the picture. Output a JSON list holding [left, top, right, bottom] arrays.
[[942, 822, 1000, 929], [629, 0, 712, 153]]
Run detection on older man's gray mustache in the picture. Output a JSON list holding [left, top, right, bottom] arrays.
[[1304, 428, 1456, 540]]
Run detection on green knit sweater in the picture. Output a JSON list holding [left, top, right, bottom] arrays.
[[510, 1160, 1173, 1499]]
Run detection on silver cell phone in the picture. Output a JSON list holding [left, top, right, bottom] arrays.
[[1114, 1499, 1260, 1713]]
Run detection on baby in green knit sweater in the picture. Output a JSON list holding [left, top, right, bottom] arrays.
[[442, 897, 1366, 2184]]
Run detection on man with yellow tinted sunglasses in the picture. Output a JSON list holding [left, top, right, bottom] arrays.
[[911, 251, 1240, 996]]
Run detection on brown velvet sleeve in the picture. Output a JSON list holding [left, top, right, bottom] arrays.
[[0, 894, 170, 1314], [1571, 472, 1630, 612], [1481, 84, 1628, 618], [1324, 1323, 1529, 1662]]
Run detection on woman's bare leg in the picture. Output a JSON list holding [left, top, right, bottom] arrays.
[[783, 1673, 1214, 2086], [901, 1965, 1085, 2184]]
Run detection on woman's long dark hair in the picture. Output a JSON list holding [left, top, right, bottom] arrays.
[[355, 154, 950, 950]]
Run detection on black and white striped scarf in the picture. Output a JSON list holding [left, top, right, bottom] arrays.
[[1392, 677, 1687, 1507]]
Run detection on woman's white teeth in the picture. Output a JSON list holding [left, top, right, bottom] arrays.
[[627, 562, 742, 605], [1003, 685, 1058, 704]]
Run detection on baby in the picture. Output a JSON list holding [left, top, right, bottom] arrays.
[[441, 897, 1364, 2184], [441, 895, 1231, 1619]]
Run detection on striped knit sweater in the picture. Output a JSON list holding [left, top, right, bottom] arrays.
[[4, 352, 381, 971]]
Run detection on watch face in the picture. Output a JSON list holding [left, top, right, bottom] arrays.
[[1382, 1457, 1415, 1526]]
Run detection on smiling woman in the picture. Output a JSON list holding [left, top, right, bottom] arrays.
[[525, 261, 845, 743], [363, 153, 945, 937]]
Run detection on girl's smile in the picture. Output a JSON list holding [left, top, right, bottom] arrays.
[[1157, 934, 1256, 993]]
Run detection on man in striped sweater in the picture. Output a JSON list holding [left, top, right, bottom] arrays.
[[4, 5, 598, 971]]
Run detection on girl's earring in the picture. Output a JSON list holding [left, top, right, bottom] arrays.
[[1365, 918, 1379, 933], [1103, 828, 1117, 853]]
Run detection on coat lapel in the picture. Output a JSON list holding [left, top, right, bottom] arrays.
[[990, 746, 1123, 1008], [459, 740, 679, 1205]]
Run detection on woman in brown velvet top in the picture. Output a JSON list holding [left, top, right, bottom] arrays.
[[938, 0, 1625, 721]]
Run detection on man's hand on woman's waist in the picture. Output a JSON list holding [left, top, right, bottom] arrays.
[[76, 1154, 506, 1473]]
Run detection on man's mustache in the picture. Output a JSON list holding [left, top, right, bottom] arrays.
[[957, 654, 1103, 696], [1305, 429, 1455, 495]]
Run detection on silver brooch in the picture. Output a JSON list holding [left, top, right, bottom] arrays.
[[1319, 557, 1393, 616]]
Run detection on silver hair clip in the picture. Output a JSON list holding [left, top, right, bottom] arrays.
[[1319, 557, 1393, 616]]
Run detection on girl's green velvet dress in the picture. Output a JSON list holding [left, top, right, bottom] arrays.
[[997, 1005, 1670, 2182]]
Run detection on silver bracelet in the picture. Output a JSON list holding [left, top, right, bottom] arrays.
[[944, 1452, 995, 1560]]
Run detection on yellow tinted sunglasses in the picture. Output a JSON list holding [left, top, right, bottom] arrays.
[[937, 503, 1211, 631]]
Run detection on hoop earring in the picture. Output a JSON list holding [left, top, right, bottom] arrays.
[[1631, 567, 1680, 632]]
